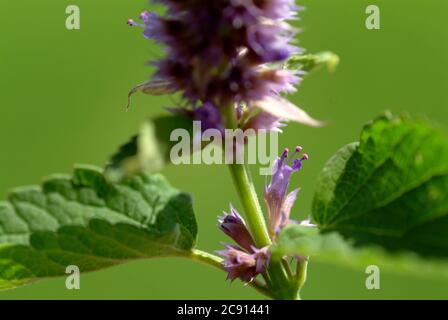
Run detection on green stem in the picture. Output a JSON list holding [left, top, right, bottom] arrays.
[[282, 259, 293, 280], [295, 257, 308, 300], [222, 105, 294, 299], [188, 249, 223, 269], [222, 104, 271, 247], [228, 163, 271, 247], [188, 249, 273, 299]]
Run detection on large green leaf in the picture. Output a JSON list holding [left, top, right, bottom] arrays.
[[274, 225, 448, 277], [312, 113, 448, 258], [0, 165, 197, 289]]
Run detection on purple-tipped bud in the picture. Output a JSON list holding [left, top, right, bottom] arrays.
[[218, 244, 270, 283], [127, 19, 136, 26], [219, 205, 256, 253], [264, 146, 308, 237]]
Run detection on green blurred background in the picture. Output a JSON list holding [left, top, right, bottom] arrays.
[[0, 0, 447, 299]]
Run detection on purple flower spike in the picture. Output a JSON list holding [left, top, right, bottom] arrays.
[[264, 146, 308, 237], [218, 244, 270, 283], [128, 0, 302, 120], [219, 205, 256, 253]]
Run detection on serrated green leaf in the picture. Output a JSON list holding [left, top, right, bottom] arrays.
[[105, 115, 193, 182], [0, 165, 197, 290], [312, 113, 448, 258], [274, 225, 448, 278]]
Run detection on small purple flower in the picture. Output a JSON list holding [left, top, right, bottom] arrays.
[[167, 102, 224, 134], [219, 205, 256, 253], [218, 245, 257, 282], [218, 244, 270, 283], [252, 246, 271, 274], [217, 205, 271, 282], [247, 22, 300, 63], [243, 111, 286, 133], [193, 102, 224, 133], [264, 146, 308, 237]]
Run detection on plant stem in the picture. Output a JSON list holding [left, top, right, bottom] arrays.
[[188, 249, 273, 298], [295, 257, 308, 300], [188, 249, 223, 269], [282, 259, 293, 280], [222, 105, 294, 299], [222, 105, 271, 247], [228, 163, 272, 247]]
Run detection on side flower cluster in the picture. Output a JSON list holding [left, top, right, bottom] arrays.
[[217, 206, 270, 282], [264, 146, 308, 238], [218, 146, 309, 282]]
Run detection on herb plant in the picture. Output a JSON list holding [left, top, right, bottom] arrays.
[[0, 1, 447, 300]]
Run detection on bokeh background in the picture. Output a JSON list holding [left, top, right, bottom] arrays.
[[0, 0, 447, 299]]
